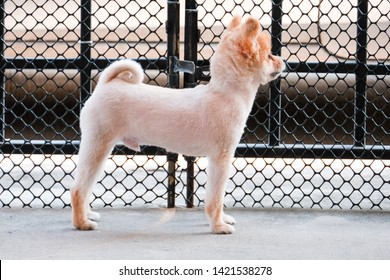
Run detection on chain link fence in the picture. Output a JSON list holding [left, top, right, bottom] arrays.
[[1, 0, 390, 210]]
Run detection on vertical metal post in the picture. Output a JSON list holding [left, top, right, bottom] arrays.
[[269, 0, 283, 146], [167, 152, 178, 208], [185, 155, 195, 208], [354, 0, 368, 147], [184, 0, 198, 89], [166, 0, 180, 208], [183, 0, 198, 208], [0, 0, 5, 142], [167, 0, 180, 89], [79, 0, 92, 109]]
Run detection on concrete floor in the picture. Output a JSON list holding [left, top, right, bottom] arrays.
[[1, 207, 390, 260]]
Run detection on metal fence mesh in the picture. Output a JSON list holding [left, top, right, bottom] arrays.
[[1, 0, 390, 210]]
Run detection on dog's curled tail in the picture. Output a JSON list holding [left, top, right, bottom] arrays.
[[98, 60, 144, 85]]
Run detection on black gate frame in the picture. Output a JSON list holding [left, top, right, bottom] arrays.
[[1, 0, 390, 208]]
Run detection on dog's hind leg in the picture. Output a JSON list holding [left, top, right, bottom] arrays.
[[71, 135, 114, 230], [205, 154, 235, 234]]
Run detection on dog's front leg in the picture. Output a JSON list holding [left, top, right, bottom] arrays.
[[205, 155, 235, 234]]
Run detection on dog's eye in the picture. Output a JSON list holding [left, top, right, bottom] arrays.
[[268, 54, 274, 61]]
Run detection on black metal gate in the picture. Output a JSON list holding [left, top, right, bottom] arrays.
[[1, 0, 390, 210]]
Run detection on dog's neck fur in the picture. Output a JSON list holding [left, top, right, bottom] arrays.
[[211, 44, 260, 83], [209, 54, 260, 112]]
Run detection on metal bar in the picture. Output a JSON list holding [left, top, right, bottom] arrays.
[[183, 0, 198, 208], [0, 141, 168, 156], [2, 58, 167, 71], [0, 0, 5, 142], [79, 0, 92, 108], [287, 62, 366, 74], [166, 0, 180, 208], [167, 152, 178, 208], [3, 141, 390, 159], [3, 59, 389, 76], [189, 61, 390, 78], [234, 144, 390, 160], [167, 0, 180, 89], [269, 0, 283, 146], [185, 156, 195, 208], [184, 0, 198, 88], [354, 0, 368, 147]]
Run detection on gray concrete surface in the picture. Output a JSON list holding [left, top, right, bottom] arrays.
[[1, 207, 390, 260]]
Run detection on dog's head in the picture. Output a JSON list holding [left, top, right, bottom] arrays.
[[211, 16, 285, 86]]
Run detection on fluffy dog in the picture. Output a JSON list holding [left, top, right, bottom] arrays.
[[71, 15, 285, 234]]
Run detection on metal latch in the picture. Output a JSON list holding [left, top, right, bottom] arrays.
[[169, 56, 196, 75]]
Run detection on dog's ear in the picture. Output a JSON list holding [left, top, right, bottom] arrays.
[[257, 31, 272, 60], [228, 15, 241, 31], [243, 17, 260, 38], [237, 17, 260, 59]]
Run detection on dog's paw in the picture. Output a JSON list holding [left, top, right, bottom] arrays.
[[74, 220, 97, 231], [211, 223, 235, 234], [88, 211, 101, 221], [223, 214, 236, 225]]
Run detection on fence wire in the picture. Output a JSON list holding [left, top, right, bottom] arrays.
[[1, 0, 390, 210]]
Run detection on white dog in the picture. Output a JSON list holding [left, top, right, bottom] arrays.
[[71, 15, 285, 234]]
